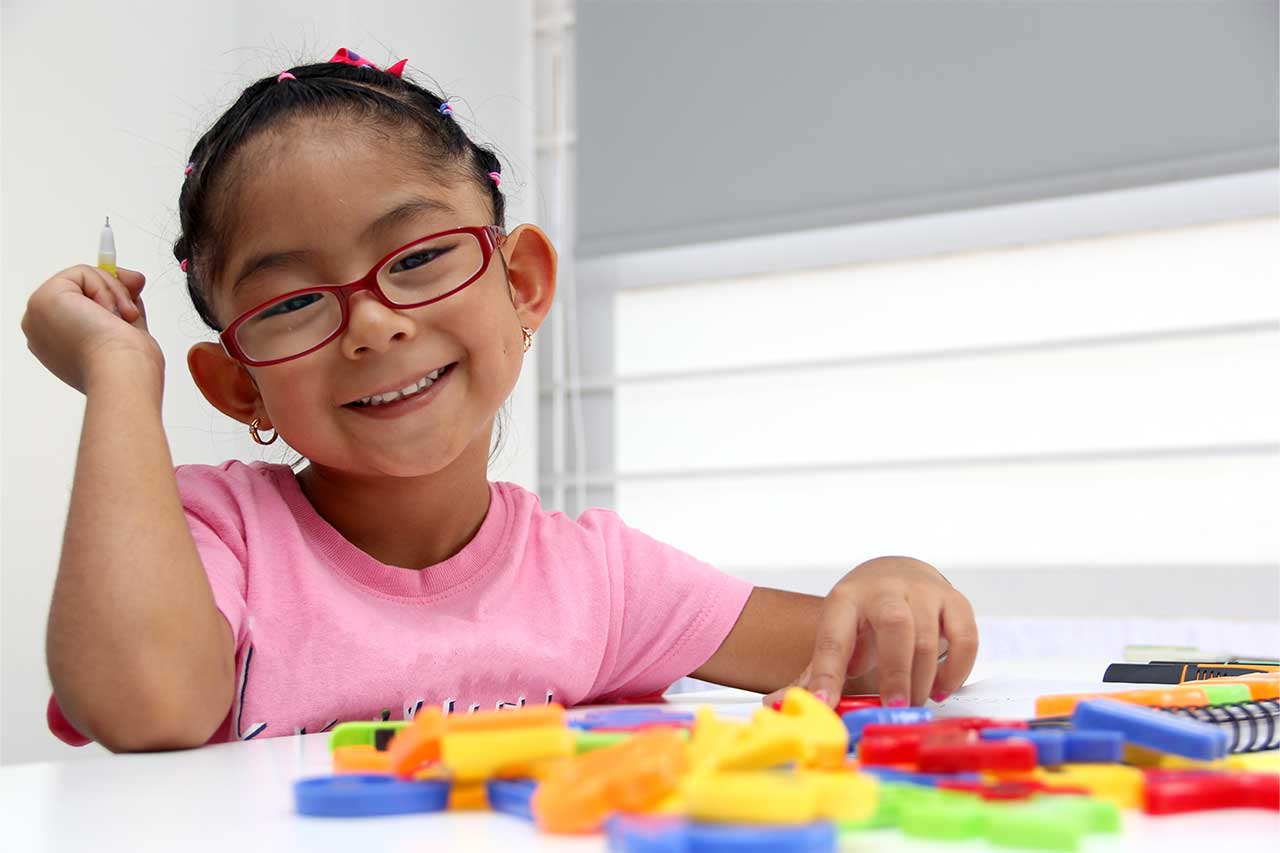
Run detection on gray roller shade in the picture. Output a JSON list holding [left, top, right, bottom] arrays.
[[577, 0, 1279, 257]]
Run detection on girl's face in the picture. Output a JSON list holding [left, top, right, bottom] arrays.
[[189, 123, 555, 478]]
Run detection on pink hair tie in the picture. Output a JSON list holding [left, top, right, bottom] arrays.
[[180, 258, 190, 273], [277, 71, 297, 82], [488, 171, 502, 188], [184, 161, 194, 175]]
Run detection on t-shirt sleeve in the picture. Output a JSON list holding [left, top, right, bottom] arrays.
[[174, 464, 251, 652], [45, 464, 251, 746], [581, 509, 754, 701]]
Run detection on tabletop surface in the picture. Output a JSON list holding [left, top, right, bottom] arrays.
[[2, 659, 1277, 852]]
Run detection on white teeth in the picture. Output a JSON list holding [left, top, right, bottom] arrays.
[[354, 366, 448, 407]]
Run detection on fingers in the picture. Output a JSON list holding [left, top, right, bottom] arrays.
[[931, 593, 979, 701], [908, 599, 941, 707], [804, 591, 859, 707], [74, 265, 138, 321], [95, 267, 141, 321], [867, 591, 914, 707]]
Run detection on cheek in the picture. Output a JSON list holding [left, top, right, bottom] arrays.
[[255, 366, 328, 419]]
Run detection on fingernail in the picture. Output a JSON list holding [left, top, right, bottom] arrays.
[[885, 695, 908, 708], [812, 690, 830, 705], [931, 689, 950, 703]]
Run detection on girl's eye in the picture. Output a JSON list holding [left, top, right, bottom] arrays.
[[258, 292, 324, 319], [391, 248, 445, 273]]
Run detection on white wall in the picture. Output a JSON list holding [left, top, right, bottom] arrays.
[[1, 1, 539, 766], [572, 172, 1280, 661]]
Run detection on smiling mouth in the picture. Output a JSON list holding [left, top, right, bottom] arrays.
[[344, 363, 457, 408]]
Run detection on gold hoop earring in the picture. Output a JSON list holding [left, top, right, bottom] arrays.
[[249, 417, 278, 446], [521, 326, 534, 353]]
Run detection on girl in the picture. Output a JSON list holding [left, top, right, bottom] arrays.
[[21, 49, 978, 752]]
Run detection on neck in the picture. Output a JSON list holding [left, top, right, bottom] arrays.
[[294, 426, 495, 570]]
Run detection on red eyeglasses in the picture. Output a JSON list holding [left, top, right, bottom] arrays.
[[219, 225, 506, 366]]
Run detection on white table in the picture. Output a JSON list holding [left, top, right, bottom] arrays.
[[2, 661, 1277, 852]]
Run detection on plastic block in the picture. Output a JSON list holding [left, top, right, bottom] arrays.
[[446, 703, 565, 733], [800, 770, 879, 823], [606, 815, 689, 852], [897, 789, 985, 840], [775, 688, 851, 768], [683, 772, 821, 825], [857, 726, 971, 765], [917, 738, 1037, 773], [1072, 698, 1228, 761], [570, 708, 695, 731], [577, 730, 633, 753], [1035, 794, 1121, 834], [939, 779, 1042, 801], [1035, 765, 1145, 809], [839, 781, 913, 829], [713, 715, 806, 771], [835, 695, 882, 715], [841, 707, 933, 745], [861, 766, 982, 788], [981, 729, 1066, 766], [685, 821, 837, 852], [985, 801, 1083, 851], [1061, 730, 1124, 763], [441, 726, 574, 781], [606, 816, 838, 853], [448, 780, 489, 810], [689, 708, 750, 771], [487, 778, 537, 821], [328, 720, 409, 752], [533, 729, 689, 833], [331, 744, 392, 774], [1143, 770, 1280, 814], [386, 707, 444, 778], [293, 775, 450, 817]]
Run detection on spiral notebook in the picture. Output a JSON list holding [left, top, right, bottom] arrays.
[[1160, 699, 1280, 753]]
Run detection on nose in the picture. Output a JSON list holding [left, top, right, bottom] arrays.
[[339, 289, 418, 358]]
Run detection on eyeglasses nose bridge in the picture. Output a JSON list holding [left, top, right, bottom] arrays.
[[332, 270, 416, 347]]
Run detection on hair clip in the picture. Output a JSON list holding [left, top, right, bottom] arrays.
[[184, 161, 195, 175], [488, 171, 502, 188], [327, 48, 407, 78], [277, 71, 297, 82], [180, 258, 190, 273], [438, 100, 453, 116]]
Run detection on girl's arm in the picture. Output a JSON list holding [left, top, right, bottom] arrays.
[[691, 556, 979, 708], [47, 351, 234, 751]]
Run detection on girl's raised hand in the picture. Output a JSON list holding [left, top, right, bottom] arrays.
[[764, 556, 979, 708], [21, 264, 163, 393]]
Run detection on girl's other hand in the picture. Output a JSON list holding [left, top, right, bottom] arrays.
[[21, 265, 164, 393], [764, 556, 979, 709]]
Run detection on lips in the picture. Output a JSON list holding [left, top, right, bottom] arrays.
[[342, 362, 456, 407]]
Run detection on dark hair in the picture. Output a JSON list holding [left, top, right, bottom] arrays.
[[174, 58, 512, 467]]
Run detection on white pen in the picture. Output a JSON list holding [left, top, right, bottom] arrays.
[[97, 216, 117, 277]]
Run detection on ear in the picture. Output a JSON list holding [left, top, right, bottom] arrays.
[[187, 342, 269, 428], [501, 224, 557, 333]]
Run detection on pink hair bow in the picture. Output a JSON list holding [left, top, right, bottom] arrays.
[[327, 48, 407, 78]]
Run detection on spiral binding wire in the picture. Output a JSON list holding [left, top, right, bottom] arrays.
[[1161, 699, 1280, 753]]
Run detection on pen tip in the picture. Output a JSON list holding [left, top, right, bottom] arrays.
[[104, 216, 110, 227]]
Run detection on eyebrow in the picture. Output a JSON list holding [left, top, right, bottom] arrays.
[[230, 196, 458, 293]]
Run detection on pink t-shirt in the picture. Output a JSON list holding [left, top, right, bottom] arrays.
[[48, 460, 753, 746]]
